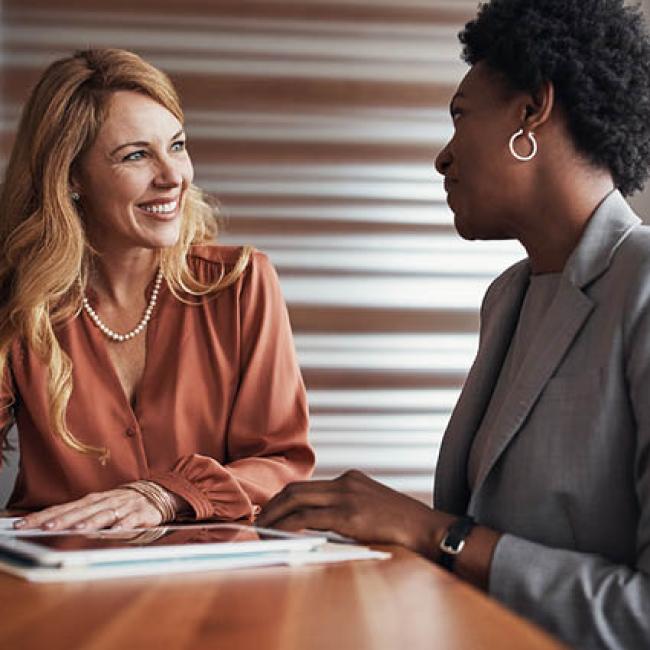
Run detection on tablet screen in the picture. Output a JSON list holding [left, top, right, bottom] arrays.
[[13, 524, 260, 551], [0, 523, 324, 567]]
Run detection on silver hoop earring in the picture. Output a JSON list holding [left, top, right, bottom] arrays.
[[71, 191, 80, 202], [509, 129, 537, 162]]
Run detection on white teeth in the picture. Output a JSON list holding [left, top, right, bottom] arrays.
[[140, 200, 177, 214]]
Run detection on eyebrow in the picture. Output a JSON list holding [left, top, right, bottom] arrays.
[[110, 129, 185, 156]]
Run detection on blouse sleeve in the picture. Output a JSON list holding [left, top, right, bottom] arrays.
[[149, 252, 314, 521]]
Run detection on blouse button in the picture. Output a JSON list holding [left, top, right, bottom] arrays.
[[125, 427, 137, 438]]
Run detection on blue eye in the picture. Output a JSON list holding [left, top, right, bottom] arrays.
[[171, 140, 186, 152], [123, 150, 146, 162]]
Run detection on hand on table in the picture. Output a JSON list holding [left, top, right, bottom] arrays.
[[14, 487, 166, 532], [257, 470, 454, 558]]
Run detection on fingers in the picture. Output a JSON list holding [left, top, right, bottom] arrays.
[[15, 492, 107, 530], [257, 471, 373, 529], [258, 470, 428, 547], [114, 496, 164, 530], [256, 479, 343, 528], [15, 489, 163, 532], [59, 506, 123, 532], [72, 491, 162, 531], [266, 508, 348, 535]]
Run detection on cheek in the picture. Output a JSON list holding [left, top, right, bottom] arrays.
[[107, 169, 150, 203], [469, 140, 512, 192], [183, 156, 195, 185]]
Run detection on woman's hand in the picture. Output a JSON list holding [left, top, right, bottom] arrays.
[[257, 470, 454, 558], [14, 487, 167, 532]]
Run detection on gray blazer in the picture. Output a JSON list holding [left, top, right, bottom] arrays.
[[434, 190, 650, 650]]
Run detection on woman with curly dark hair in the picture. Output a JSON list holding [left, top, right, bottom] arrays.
[[258, 1, 650, 647]]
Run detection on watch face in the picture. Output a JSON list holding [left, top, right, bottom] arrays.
[[440, 516, 475, 554], [440, 536, 465, 555]]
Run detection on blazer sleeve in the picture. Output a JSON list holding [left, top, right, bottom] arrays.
[[150, 253, 315, 521], [487, 280, 650, 650]]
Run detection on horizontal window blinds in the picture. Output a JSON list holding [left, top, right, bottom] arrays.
[[0, 0, 524, 506]]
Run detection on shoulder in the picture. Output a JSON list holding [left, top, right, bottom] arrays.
[[602, 223, 650, 297], [605, 224, 650, 317], [615, 222, 650, 263], [186, 245, 283, 309], [188, 244, 267, 268], [187, 244, 275, 285]]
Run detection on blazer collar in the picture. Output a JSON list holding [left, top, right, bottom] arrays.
[[563, 189, 640, 289]]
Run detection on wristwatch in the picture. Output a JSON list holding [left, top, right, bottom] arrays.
[[438, 515, 475, 572]]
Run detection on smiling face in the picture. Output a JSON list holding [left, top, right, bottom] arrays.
[[73, 90, 194, 254], [435, 62, 530, 241]]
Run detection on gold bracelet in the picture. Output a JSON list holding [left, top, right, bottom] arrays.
[[140, 481, 176, 523], [123, 480, 176, 523]]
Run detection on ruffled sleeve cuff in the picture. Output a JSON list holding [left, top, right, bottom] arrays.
[[149, 455, 256, 522]]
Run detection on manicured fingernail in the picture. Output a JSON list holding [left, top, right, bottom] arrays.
[[112, 524, 122, 530], [74, 522, 86, 530], [43, 521, 55, 530], [13, 519, 25, 529]]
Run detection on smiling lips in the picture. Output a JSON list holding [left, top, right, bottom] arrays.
[[137, 198, 179, 218]]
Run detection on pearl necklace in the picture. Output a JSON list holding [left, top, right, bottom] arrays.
[[82, 268, 163, 343]]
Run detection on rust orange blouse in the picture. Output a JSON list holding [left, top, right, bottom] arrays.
[[0, 246, 314, 520]]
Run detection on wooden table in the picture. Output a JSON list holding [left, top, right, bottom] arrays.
[[0, 546, 566, 650]]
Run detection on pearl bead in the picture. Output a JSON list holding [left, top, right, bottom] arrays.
[[81, 268, 163, 343]]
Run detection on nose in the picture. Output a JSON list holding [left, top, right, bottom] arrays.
[[153, 155, 183, 188], [434, 141, 452, 177]]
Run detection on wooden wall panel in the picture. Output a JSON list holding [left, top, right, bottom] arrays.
[[0, 0, 524, 506]]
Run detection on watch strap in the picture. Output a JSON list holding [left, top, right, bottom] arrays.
[[438, 515, 475, 572]]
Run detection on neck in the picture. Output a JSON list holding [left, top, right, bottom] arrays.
[[515, 174, 615, 274], [89, 248, 159, 307]]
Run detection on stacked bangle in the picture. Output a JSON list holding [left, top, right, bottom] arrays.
[[124, 480, 176, 523]]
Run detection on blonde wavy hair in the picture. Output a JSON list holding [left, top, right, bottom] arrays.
[[0, 49, 251, 463]]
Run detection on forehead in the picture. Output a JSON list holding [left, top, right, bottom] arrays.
[[454, 61, 509, 103], [97, 90, 182, 146]]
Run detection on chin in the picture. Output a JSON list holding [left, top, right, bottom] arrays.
[[144, 221, 182, 249], [148, 234, 181, 249], [453, 213, 476, 241]]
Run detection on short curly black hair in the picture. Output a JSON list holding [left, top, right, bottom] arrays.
[[459, 0, 650, 196]]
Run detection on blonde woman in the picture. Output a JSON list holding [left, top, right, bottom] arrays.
[[0, 49, 313, 531]]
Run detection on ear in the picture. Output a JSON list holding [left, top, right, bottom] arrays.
[[68, 168, 83, 199], [520, 80, 555, 132]]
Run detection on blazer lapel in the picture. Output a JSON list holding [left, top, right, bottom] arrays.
[[468, 280, 594, 507], [434, 263, 529, 514]]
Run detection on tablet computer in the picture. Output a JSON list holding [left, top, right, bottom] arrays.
[[0, 523, 325, 568]]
